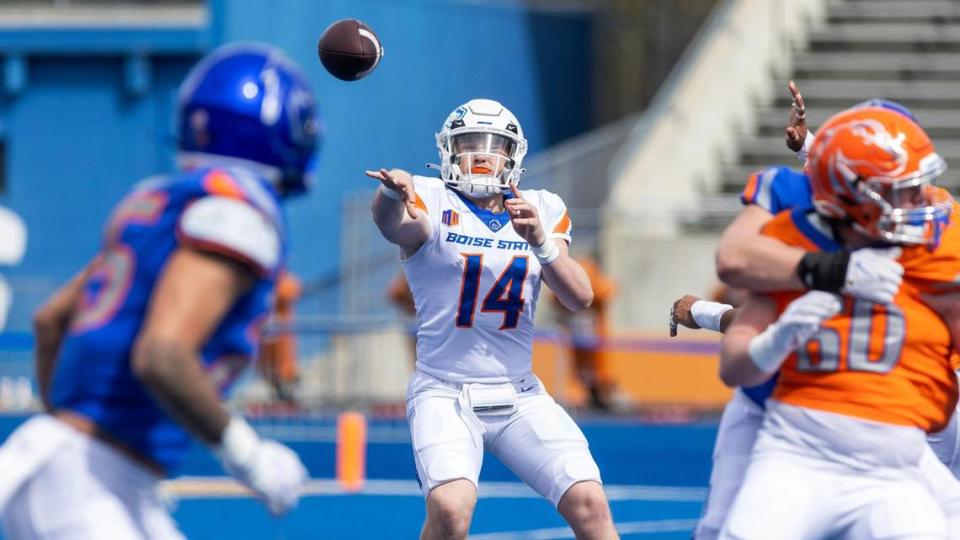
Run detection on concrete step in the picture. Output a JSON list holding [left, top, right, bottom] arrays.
[[809, 23, 960, 52], [770, 79, 960, 109], [711, 0, 960, 204], [794, 51, 960, 80], [828, 1, 960, 23]]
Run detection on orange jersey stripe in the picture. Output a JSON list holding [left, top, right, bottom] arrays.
[[413, 194, 427, 214], [740, 172, 761, 204], [553, 211, 572, 235], [761, 208, 959, 432], [202, 170, 245, 200]]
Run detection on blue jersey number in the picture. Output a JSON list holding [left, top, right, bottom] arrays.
[[71, 246, 136, 333], [456, 254, 529, 330]]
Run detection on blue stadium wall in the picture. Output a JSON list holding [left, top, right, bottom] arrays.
[[0, 0, 591, 328]]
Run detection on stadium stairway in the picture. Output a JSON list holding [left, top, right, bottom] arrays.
[[717, 0, 960, 197]]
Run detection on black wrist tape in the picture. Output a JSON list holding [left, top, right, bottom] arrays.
[[796, 251, 849, 292]]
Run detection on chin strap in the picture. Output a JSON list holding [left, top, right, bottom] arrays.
[[425, 163, 441, 171]]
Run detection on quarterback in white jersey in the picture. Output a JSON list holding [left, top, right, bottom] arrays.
[[368, 99, 618, 540]]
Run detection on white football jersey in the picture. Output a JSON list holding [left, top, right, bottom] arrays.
[[402, 176, 572, 383]]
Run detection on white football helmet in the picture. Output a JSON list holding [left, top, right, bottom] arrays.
[[433, 99, 528, 198]]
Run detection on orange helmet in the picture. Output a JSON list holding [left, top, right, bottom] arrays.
[[807, 106, 950, 246]]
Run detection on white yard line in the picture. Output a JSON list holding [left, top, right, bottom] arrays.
[[468, 519, 701, 539], [163, 477, 706, 502]]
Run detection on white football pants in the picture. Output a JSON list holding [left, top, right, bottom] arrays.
[[0, 415, 185, 540], [720, 400, 949, 540], [405, 370, 602, 507]]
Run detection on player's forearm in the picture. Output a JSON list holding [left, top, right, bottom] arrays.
[[541, 254, 594, 312], [132, 337, 230, 444], [719, 328, 772, 387], [372, 190, 406, 235], [716, 233, 805, 291], [718, 308, 738, 334], [33, 266, 93, 409], [34, 317, 65, 411], [371, 191, 427, 249]]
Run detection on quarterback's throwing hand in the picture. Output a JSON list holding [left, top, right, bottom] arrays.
[[366, 168, 419, 219], [506, 184, 546, 247]]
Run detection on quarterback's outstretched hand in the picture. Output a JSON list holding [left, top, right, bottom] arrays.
[[785, 80, 807, 152], [215, 417, 308, 516], [506, 184, 547, 248], [366, 168, 419, 219]]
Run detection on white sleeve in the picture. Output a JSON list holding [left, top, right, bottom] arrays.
[[796, 130, 816, 163], [178, 196, 281, 275], [540, 191, 572, 244], [411, 175, 445, 230]]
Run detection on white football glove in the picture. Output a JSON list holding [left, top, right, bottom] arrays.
[[841, 247, 903, 305], [749, 291, 843, 374], [214, 416, 308, 516]]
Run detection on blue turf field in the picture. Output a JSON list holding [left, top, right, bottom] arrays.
[[0, 415, 718, 539]]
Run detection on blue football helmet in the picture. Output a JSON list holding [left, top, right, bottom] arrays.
[[176, 42, 320, 196]]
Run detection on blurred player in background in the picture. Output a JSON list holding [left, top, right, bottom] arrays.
[[386, 270, 418, 368], [367, 99, 617, 540], [719, 105, 960, 538], [551, 255, 619, 410], [0, 43, 318, 538]]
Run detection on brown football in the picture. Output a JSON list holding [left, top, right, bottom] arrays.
[[317, 19, 383, 81]]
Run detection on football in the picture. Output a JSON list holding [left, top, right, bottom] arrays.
[[317, 19, 383, 81]]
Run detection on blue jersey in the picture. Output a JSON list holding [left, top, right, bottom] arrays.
[[50, 167, 285, 473], [738, 166, 812, 407]]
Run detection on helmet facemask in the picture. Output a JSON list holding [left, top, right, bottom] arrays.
[[836, 153, 951, 246], [439, 129, 522, 198]]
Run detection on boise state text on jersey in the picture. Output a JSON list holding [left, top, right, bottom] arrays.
[[403, 175, 571, 383]]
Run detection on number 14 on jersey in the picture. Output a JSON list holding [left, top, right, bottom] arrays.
[[456, 254, 529, 330]]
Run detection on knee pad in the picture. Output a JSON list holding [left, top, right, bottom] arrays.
[[424, 453, 472, 487], [543, 449, 602, 507]]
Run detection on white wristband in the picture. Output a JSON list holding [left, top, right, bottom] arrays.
[[213, 416, 260, 467], [747, 322, 791, 374], [379, 184, 403, 201], [795, 130, 816, 163], [690, 301, 733, 332], [531, 239, 560, 265]]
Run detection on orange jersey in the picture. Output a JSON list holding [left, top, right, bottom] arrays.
[[761, 203, 960, 432]]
